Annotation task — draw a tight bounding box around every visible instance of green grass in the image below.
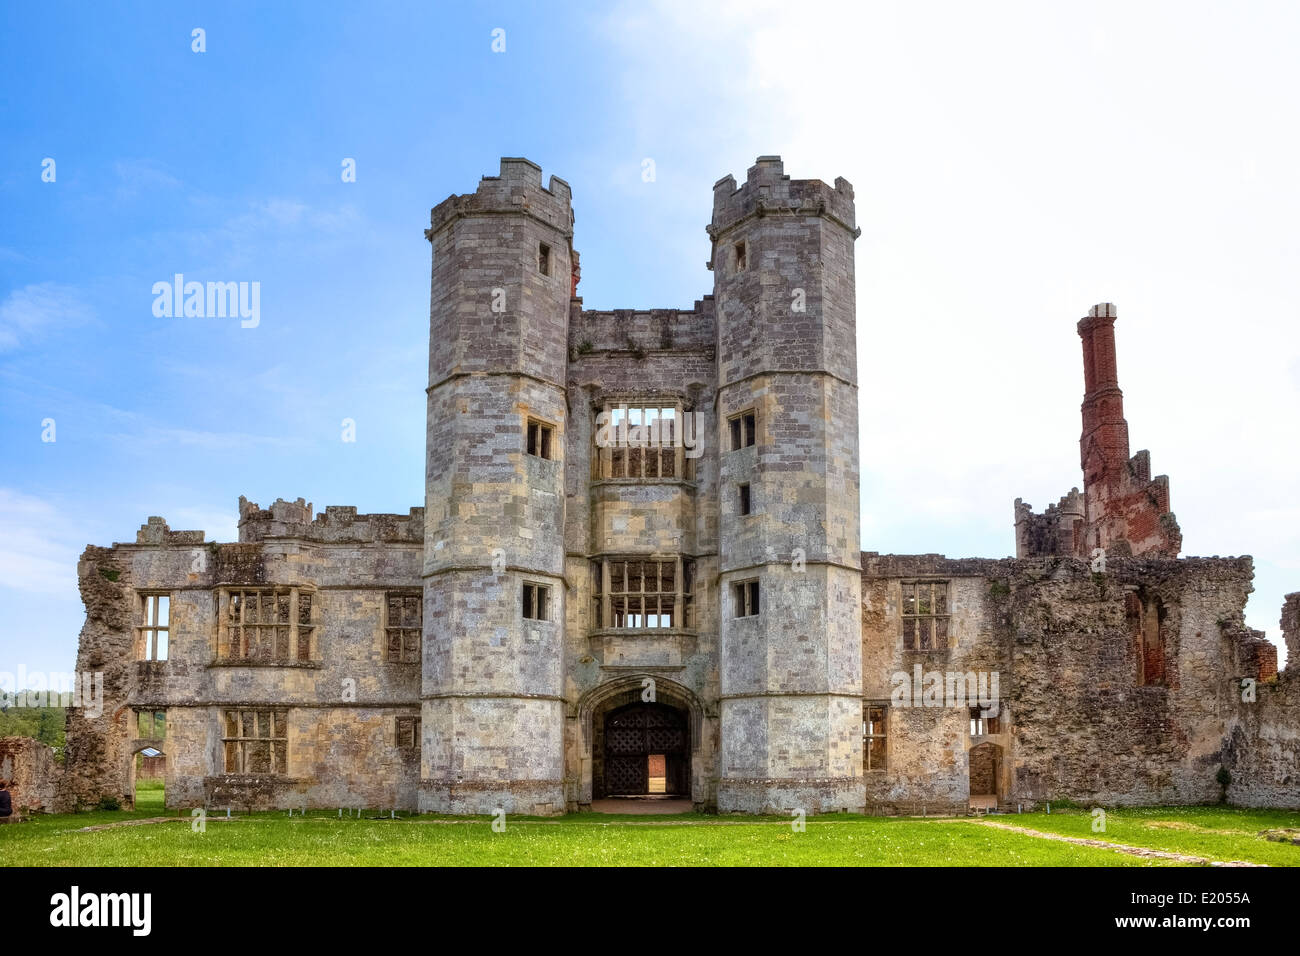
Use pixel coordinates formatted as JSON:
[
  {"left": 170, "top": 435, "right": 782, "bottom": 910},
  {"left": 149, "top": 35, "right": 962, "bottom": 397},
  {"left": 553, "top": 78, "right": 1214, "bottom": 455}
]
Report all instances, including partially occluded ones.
[
  {"left": 132, "top": 779, "right": 165, "bottom": 814},
  {"left": 1004, "top": 806, "right": 1300, "bottom": 868},
  {"left": 2, "top": 803, "right": 1296, "bottom": 866}
]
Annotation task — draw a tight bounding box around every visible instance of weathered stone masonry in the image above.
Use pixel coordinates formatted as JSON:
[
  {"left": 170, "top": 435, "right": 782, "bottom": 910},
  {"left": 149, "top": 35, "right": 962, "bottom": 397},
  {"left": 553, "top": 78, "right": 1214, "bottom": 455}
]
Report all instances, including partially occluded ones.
[{"left": 25, "top": 156, "right": 1296, "bottom": 815}]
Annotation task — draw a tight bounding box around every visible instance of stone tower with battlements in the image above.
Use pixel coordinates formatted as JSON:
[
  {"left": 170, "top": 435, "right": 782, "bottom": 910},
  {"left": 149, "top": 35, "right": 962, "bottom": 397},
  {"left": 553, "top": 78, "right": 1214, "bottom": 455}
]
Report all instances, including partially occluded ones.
[
  {"left": 709, "top": 157, "right": 865, "bottom": 813},
  {"left": 421, "top": 158, "right": 573, "bottom": 814}
]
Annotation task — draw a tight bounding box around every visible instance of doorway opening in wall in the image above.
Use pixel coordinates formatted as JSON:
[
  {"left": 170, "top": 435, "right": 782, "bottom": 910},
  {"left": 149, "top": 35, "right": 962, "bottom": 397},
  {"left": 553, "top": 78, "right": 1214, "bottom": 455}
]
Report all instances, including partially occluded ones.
[
  {"left": 968, "top": 741, "right": 1002, "bottom": 812},
  {"left": 595, "top": 702, "right": 689, "bottom": 810},
  {"left": 132, "top": 749, "right": 165, "bottom": 813}
]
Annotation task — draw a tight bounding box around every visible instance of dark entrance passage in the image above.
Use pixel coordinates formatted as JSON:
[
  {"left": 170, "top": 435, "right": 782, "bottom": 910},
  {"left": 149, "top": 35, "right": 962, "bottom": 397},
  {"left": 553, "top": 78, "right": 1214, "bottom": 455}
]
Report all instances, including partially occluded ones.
[{"left": 601, "top": 703, "right": 688, "bottom": 797}]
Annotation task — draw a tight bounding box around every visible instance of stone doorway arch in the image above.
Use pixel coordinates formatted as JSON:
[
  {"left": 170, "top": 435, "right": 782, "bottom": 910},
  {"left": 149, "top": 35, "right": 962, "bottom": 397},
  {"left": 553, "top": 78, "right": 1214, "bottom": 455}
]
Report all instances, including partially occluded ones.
[{"left": 575, "top": 674, "right": 706, "bottom": 809}]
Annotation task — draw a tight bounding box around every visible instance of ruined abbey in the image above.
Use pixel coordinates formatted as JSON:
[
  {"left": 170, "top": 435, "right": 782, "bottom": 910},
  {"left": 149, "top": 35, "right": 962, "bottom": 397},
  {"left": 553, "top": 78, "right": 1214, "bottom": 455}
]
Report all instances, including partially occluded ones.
[{"left": 14, "top": 156, "right": 1297, "bottom": 816}]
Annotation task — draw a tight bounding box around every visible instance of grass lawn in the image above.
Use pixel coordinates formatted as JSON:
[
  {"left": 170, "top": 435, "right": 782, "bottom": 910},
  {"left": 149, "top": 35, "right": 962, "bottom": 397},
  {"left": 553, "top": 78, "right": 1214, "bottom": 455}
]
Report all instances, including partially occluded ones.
[
  {"left": 3, "top": 802, "right": 1298, "bottom": 866},
  {"left": 999, "top": 805, "right": 1300, "bottom": 867}
]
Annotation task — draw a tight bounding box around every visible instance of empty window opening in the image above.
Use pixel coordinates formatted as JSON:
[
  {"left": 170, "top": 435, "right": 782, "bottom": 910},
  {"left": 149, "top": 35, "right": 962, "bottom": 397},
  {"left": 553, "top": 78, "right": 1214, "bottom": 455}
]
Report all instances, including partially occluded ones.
[
  {"left": 729, "top": 411, "right": 756, "bottom": 450},
  {"left": 901, "top": 580, "right": 950, "bottom": 651},
  {"left": 136, "top": 709, "right": 166, "bottom": 739},
  {"left": 385, "top": 592, "right": 421, "bottom": 663},
  {"left": 526, "top": 419, "right": 554, "bottom": 459},
  {"left": 395, "top": 715, "right": 420, "bottom": 753},
  {"left": 734, "top": 240, "right": 747, "bottom": 272},
  {"left": 970, "top": 707, "right": 1000, "bottom": 736},
  {"left": 523, "top": 582, "right": 551, "bottom": 621},
  {"left": 222, "top": 709, "right": 288, "bottom": 774},
  {"left": 138, "top": 594, "right": 170, "bottom": 661},
  {"left": 738, "top": 483, "right": 752, "bottom": 516},
  {"left": 864, "top": 704, "right": 887, "bottom": 771},
  {"left": 595, "top": 403, "right": 687, "bottom": 479},
  {"left": 1129, "top": 592, "right": 1168, "bottom": 686},
  {"left": 538, "top": 242, "right": 551, "bottom": 276},
  {"left": 593, "top": 558, "right": 694, "bottom": 629},
  {"left": 733, "top": 579, "right": 760, "bottom": 618},
  {"left": 221, "top": 588, "right": 313, "bottom": 663}
]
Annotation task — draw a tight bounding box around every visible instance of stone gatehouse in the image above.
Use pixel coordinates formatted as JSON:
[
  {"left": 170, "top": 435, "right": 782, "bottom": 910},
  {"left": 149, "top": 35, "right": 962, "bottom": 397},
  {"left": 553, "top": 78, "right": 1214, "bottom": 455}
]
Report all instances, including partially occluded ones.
[{"left": 34, "top": 157, "right": 1298, "bottom": 816}]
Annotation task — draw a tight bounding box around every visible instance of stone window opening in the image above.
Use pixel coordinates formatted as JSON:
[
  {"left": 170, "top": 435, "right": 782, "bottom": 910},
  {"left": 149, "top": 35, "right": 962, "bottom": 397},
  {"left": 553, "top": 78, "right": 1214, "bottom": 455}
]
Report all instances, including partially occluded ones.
[
  {"left": 738, "top": 482, "right": 752, "bottom": 516},
  {"left": 136, "top": 709, "right": 166, "bottom": 739},
  {"left": 385, "top": 592, "right": 421, "bottom": 663},
  {"left": 526, "top": 418, "right": 554, "bottom": 459},
  {"left": 734, "top": 240, "right": 747, "bottom": 272},
  {"left": 137, "top": 593, "right": 170, "bottom": 661},
  {"left": 222, "top": 709, "right": 288, "bottom": 775},
  {"left": 732, "top": 578, "right": 760, "bottom": 618},
  {"left": 863, "top": 703, "right": 887, "bottom": 771},
  {"left": 395, "top": 715, "right": 420, "bottom": 752},
  {"left": 522, "top": 582, "right": 551, "bottom": 621},
  {"left": 593, "top": 557, "right": 695, "bottom": 629},
  {"left": 729, "top": 410, "right": 756, "bottom": 451},
  {"left": 218, "top": 587, "right": 314, "bottom": 663},
  {"left": 538, "top": 242, "right": 551, "bottom": 276},
  {"left": 901, "top": 580, "right": 949, "bottom": 651},
  {"left": 594, "top": 402, "right": 689, "bottom": 480},
  {"left": 1128, "top": 591, "right": 1169, "bottom": 686},
  {"left": 970, "top": 706, "right": 1000, "bottom": 736}
]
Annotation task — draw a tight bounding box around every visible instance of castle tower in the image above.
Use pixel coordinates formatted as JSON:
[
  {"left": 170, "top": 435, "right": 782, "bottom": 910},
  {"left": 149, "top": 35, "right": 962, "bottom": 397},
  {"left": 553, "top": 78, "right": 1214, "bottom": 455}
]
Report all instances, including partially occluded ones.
[
  {"left": 1077, "top": 303, "right": 1181, "bottom": 557},
  {"left": 709, "top": 157, "right": 865, "bottom": 813},
  {"left": 421, "top": 158, "right": 572, "bottom": 815}
]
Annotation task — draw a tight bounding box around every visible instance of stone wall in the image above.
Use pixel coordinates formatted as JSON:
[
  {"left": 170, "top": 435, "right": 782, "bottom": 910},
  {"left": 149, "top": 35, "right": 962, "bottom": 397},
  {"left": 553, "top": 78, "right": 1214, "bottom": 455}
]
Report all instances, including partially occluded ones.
[
  {"left": 0, "top": 736, "right": 60, "bottom": 813},
  {"left": 861, "top": 552, "right": 1297, "bottom": 812}
]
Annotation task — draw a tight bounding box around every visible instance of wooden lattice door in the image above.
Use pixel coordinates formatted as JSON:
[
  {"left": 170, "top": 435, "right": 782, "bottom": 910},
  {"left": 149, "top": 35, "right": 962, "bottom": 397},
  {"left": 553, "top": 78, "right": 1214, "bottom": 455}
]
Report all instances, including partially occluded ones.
[{"left": 604, "top": 703, "right": 688, "bottom": 795}]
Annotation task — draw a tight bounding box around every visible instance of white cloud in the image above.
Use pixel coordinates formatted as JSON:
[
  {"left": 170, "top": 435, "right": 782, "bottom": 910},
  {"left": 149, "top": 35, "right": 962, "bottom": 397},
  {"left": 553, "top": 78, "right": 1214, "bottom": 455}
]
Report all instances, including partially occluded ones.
[
  {"left": 0, "top": 283, "right": 93, "bottom": 352},
  {"left": 0, "top": 488, "right": 89, "bottom": 596}
]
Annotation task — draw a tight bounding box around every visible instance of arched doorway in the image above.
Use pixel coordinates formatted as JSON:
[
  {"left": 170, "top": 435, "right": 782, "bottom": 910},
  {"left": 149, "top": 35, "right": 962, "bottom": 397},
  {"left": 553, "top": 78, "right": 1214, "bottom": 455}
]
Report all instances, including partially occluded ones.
[
  {"left": 969, "top": 741, "right": 1002, "bottom": 811},
  {"left": 599, "top": 702, "right": 689, "bottom": 797}
]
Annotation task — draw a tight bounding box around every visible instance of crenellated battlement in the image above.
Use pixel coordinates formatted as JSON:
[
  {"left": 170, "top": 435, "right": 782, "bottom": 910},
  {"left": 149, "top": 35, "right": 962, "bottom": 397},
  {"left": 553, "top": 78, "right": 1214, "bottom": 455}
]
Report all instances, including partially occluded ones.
[
  {"left": 237, "top": 496, "right": 423, "bottom": 544},
  {"left": 427, "top": 157, "right": 573, "bottom": 240},
  {"left": 708, "top": 155, "right": 857, "bottom": 243}
]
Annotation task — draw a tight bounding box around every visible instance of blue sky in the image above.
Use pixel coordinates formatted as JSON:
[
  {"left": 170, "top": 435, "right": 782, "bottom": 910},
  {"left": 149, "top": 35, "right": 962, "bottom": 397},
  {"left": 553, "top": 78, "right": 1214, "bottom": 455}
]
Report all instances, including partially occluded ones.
[{"left": 2, "top": 1, "right": 1297, "bottom": 677}]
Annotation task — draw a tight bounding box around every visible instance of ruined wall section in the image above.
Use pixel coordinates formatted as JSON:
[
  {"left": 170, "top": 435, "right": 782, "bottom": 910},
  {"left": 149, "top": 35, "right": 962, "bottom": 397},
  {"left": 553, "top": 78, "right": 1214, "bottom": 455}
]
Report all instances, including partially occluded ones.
[
  {"left": 861, "top": 554, "right": 1015, "bottom": 814},
  {"left": 1010, "top": 556, "right": 1249, "bottom": 806},
  {"left": 1224, "top": 592, "right": 1300, "bottom": 807},
  {"left": 66, "top": 503, "right": 424, "bottom": 813},
  {"left": 860, "top": 552, "right": 1291, "bottom": 811},
  {"left": 0, "top": 737, "right": 60, "bottom": 812},
  {"left": 62, "top": 545, "right": 134, "bottom": 810}
]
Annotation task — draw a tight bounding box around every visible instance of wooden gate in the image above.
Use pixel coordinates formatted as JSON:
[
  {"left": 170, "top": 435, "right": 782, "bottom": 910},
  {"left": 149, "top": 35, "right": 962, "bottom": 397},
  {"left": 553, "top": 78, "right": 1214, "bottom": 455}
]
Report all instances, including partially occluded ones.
[{"left": 603, "top": 703, "right": 689, "bottom": 796}]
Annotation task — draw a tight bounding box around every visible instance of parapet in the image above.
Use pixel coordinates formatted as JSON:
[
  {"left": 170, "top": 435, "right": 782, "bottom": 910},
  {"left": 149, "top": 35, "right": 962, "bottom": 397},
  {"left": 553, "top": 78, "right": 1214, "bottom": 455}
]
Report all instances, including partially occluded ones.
[
  {"left": 129, "top": 516, "right": 206, "bottom": 547},
  {"left": 428, "top": 156, "right": 573, "bottom": 240},
  {"left": 708, "top": 155, "right": 857, "bottom": 240},
  {"left": 237, "top": 496, "right": 424, "bottom": 544},
  {"left": 569, "top": 299, "right": 716, "bottom": 354}
]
